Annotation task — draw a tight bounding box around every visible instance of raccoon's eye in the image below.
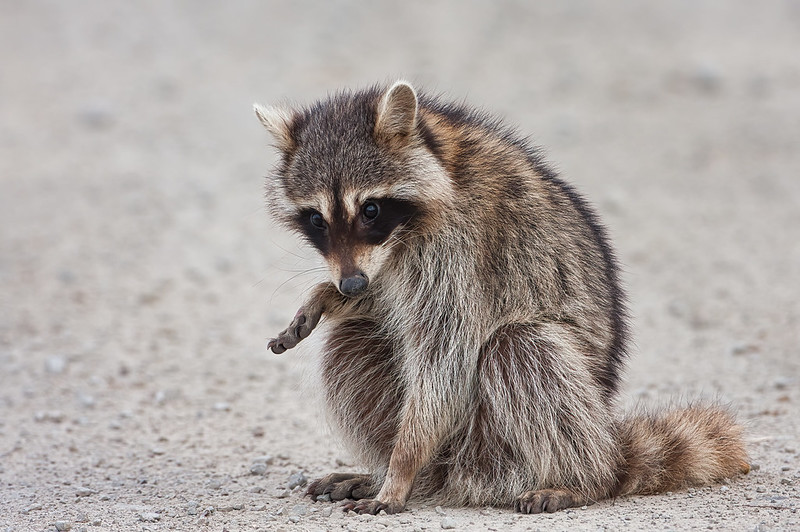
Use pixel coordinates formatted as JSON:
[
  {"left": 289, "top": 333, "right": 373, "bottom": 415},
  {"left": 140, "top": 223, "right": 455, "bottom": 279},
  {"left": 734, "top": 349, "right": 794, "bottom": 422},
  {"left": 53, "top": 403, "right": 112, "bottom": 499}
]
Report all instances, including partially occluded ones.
[
  {"left": 362, "top": 202, "right": 380, "bottom": 221},
  {"left": 309, "top": 211, "right": 326, "bottom": 229}
]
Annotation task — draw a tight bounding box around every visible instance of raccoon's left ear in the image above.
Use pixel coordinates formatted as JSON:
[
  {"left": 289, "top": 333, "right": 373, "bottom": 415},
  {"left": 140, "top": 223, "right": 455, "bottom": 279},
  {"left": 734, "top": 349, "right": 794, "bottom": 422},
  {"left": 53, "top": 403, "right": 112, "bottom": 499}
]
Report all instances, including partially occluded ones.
[
  {"left": 375, "top": 80, "right": 418, "bottom": 144},
  {"left": 253, "top": 103, "right": 296, "bottom": 152}
]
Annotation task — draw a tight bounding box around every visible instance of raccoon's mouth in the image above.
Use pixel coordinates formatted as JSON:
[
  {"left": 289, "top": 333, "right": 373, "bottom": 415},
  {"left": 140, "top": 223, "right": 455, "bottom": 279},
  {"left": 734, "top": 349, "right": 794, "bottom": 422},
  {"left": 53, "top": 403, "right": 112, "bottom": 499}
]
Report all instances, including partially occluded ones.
[{"left": 338, "top": 272, "right": 369, "bottom": 298}]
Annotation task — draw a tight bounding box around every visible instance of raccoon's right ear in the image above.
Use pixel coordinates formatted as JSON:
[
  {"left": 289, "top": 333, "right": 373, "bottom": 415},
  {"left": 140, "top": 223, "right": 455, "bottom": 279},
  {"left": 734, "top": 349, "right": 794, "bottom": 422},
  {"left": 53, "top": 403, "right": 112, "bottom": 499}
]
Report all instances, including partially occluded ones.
[
  {"left": 253, "top": 103, "right": 296, "bottom": 152},
  {"left": 375, "top": 80, "right": 418, "bottom": 144}
]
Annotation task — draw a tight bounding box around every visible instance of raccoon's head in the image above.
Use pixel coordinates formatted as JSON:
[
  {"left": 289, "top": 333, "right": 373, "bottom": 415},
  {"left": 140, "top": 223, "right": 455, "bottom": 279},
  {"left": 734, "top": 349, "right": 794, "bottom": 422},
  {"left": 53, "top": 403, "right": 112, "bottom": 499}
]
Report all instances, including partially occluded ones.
[{"left": 254, "top": 81, "right": 452, "bottom": 297}]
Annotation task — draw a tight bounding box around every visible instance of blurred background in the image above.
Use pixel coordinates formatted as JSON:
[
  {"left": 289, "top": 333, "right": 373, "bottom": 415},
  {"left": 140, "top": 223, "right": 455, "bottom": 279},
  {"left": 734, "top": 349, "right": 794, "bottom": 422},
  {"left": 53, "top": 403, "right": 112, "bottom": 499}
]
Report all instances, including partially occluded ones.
[{"left": 1, "top": 1, "right": 798, "bottom": 530}]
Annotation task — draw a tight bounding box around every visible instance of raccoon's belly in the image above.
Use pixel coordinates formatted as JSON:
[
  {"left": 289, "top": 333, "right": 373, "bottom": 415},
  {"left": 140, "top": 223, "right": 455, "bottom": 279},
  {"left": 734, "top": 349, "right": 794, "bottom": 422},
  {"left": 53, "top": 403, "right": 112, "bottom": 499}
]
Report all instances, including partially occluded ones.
[{"left": 320, "top": 318, "right": 404, "bottom": 468}]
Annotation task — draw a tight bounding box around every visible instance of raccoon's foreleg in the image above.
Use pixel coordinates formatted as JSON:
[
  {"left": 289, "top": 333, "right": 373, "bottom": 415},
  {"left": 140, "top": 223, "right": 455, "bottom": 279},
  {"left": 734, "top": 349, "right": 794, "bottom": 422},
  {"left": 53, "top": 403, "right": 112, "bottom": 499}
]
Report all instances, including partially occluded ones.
[
  {"left": 345, "top": 338, "right": 478, "bottom": 514},
  {"left": 306, "top": 473, "right": 377, "bottom": 501},
  {"left": 268, "top": 282, "right": 345, "bottom": 354}
]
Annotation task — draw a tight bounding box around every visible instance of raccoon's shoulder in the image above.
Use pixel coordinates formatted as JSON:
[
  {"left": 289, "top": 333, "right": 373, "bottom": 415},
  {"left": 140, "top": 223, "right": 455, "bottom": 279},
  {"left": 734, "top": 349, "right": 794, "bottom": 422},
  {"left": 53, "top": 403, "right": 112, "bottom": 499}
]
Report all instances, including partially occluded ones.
[{"left": 414, "top": 93, "right": 556, "bottom": 196}]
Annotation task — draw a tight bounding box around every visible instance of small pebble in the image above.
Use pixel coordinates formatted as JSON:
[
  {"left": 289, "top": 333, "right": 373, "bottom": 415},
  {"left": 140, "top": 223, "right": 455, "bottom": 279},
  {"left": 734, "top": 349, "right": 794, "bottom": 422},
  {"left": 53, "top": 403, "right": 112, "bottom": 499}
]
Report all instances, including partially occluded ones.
[
  {"left": 287, "top": 471, "right": 308, "bottom": 489},
  {"left": 781, "top": 466, "right": 791, "bottom": 472},
  {"left": 290, "top": 504, "right": 307, "bottom": 516},
  {"left": 54, "top": 521, "right": 72, "bottom": 531},
  {"left": 250, "top": 463, "right": 267, "bottom": 476},
  {"left": 46, "top": 355, "right": 68, "bottom": 374},
  {"left": 773, "top": 377, "right": 793, "bottom": 390},
  {"left": 321, "top": 507, "right": 333, "bottom": 518},
  {"left": 780, "top": 478, "right": 793, "bottom": 485},
  {"left": 213, "top": 402, "right": 231, "bottom": 412},
  {"left": 75, "top": 513, "right": 88, "bottom": 523},
  {"left": 275, "top": 489, "right": 291, "bottom": 498},
  {"left": 720, "top": 485, "right": 729, "bottom": 492},
  {"left": 77, "top": 101, "right": 114, "bottom": 129},
  {"left": 77, "top": 393, "right": 95, "bottom": 408},
  {"left": 441, "top": 516, "right": 457, "bottom": 529},
  {"left": 34, "top": 411, "right": 65, "bottom": 423},
  {"left": 21, "top": 504, "right": 42, "bottom": 514},
  {"left": 288, "top": 515, "right": 301, "bottom": 523},
  {"left": 75, "top": 487, "right": 96, "bottom": 497},
  {"left": 316, "top": 493, "right": 331, "bottom": 502},
  {"left": 688, "top": 63, "right": 723, "bottom": 94},
  {"left": 138, "top": 512, "right": 160, "bottom": 523},
  {"left": 756, "top": 486, "right": 766, "bottom": 493},
  {"left": 252, "top": 455, "right": 274, "bottom": 465},
  {"left": 435, "top": 506, "right": 446, "bottom": 515}
]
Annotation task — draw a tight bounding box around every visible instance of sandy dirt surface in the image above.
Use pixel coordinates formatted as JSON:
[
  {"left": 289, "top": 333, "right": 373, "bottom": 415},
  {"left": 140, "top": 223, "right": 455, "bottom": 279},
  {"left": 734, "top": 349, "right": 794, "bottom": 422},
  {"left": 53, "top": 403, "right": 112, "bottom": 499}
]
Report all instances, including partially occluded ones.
[{"left": 1, "top": 1, "right": 799, "bottom": 531}]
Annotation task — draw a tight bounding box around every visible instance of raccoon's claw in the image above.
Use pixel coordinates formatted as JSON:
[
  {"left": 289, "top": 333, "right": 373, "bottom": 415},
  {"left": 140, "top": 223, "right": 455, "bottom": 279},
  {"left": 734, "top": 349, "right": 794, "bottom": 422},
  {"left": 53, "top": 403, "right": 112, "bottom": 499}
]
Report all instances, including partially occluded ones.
[
  {"left": 306, "top": 473, "right": 375, "bottom": 501},
  {"left": 342, "top": 498, "right": 404, "bottom": 515},
  {"left": 514, "top": 488, "right": 583, "bottom": 514},
  {"left": 268, "top": 307, "right": 322, "bottom": 354}
]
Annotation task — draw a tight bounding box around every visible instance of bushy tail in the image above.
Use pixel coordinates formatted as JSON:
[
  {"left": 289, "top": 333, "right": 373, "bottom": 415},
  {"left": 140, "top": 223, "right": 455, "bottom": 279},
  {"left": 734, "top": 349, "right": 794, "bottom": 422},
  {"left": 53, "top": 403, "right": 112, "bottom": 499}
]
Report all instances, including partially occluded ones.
[{"left": 614, "top": 405, "right": 750, "bottom": 497}]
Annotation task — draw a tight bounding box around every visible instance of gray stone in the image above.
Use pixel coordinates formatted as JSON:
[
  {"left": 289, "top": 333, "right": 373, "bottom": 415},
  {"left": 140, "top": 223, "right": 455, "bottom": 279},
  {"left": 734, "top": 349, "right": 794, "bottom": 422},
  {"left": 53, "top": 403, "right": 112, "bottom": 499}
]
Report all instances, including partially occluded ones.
[
  {"left": 46, "top": 356, "right": 68, "bottom": 374},
  {"left": 75, "top": 486, "right": 97, "bottom": 497},
  {"left": 287, "top": 471, "right": 308, "bottom": 489},
  {"left": 290, "top": 504, "right": 307, "bottom": 516},
  {"left": 138, "top": 512, "right": 160, "bottom": 522},
  {"left": 250, "top": 462, "right": 267, "bottom": 475}
]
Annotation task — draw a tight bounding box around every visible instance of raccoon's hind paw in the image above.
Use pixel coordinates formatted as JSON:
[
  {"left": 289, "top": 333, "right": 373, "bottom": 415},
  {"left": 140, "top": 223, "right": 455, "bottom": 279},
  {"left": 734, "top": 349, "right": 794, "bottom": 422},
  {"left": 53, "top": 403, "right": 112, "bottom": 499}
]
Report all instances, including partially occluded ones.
[
  {"left": 342, "top": 498, "right": 404, "bottom": 515},
  {"left": 514, "top": 488, "right": 586, "bottom": 514},
  {"left": 306, "top": 472, "right": 375, "bottom": 501},
  {"left": 268, "top": 307, "right": 322, "bottom": 354}
]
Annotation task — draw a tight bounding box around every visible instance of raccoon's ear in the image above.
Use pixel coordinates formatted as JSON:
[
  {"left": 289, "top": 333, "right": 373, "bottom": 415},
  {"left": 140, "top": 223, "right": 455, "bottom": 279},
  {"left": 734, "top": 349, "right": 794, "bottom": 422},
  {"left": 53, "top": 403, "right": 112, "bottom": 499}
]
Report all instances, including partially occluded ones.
[
  {"left": 253, "top": 103, "right": 296, "bottom": 152},
  {"left": 375, "top": 80, "right": 418, "bottom": 143}
]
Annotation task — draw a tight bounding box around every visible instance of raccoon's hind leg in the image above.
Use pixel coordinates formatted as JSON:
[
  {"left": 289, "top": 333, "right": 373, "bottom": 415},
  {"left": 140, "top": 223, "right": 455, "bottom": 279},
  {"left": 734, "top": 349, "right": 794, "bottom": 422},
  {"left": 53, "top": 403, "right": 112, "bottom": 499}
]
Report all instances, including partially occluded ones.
[
  {"left": 448, "top": 322, "right": 619, "bottom": 512},
  {"left": 306, "top": 473, "right": 377, "bottom": 501}
]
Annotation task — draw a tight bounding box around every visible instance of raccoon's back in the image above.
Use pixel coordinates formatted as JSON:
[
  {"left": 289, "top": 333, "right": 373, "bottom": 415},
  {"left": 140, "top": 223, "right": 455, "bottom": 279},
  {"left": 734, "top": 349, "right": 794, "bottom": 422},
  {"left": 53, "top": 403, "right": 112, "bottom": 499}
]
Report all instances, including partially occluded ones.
[{"left": 415, "top": 99, "right": 629, "bottom": 394}]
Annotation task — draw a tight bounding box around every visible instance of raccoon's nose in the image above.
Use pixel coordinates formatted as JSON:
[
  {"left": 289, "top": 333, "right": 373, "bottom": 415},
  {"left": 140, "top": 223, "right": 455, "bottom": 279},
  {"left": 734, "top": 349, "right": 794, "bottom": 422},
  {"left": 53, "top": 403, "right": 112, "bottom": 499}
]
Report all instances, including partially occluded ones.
[{"left": 339, "top": 272, "right": 369, "bottom": 297}]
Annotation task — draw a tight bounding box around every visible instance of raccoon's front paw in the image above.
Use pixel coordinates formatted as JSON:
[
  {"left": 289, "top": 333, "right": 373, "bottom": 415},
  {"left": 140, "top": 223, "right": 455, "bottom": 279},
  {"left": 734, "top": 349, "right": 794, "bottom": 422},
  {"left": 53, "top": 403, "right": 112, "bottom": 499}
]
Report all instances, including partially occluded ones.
[
  {"left": 306, "top": 473, "right": 375, "bottom": 501},
  {"left": 514, "top": 488, "right": 584, "bottom": 514},
  {"left": 343, "top": 498, "right": 404, "bottom": 515},
  {"left": 268, "top": 307, "right": 322, "bottom": 354}
]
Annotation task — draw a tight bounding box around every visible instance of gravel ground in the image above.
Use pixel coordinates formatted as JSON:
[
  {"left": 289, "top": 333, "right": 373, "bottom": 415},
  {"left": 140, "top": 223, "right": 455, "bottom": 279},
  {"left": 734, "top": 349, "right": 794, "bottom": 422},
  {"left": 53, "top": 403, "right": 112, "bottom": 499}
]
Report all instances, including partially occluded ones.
[{"left": 1, "top": 1, "right": 799, "bottom": 531}]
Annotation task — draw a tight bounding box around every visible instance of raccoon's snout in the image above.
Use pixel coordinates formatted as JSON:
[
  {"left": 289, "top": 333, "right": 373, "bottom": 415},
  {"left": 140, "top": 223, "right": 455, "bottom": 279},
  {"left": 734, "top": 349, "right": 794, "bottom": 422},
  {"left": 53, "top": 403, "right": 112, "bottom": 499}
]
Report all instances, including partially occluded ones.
[{"left": 339, "top": 272, "right": 369, "bottom": 297}]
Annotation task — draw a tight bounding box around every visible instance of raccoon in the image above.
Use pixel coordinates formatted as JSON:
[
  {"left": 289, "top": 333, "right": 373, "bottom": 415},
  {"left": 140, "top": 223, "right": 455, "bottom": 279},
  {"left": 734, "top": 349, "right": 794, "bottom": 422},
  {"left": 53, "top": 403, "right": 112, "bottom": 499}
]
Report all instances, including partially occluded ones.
[{"left": 254, "top": 81, "right": 749, "bottom": 514}]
